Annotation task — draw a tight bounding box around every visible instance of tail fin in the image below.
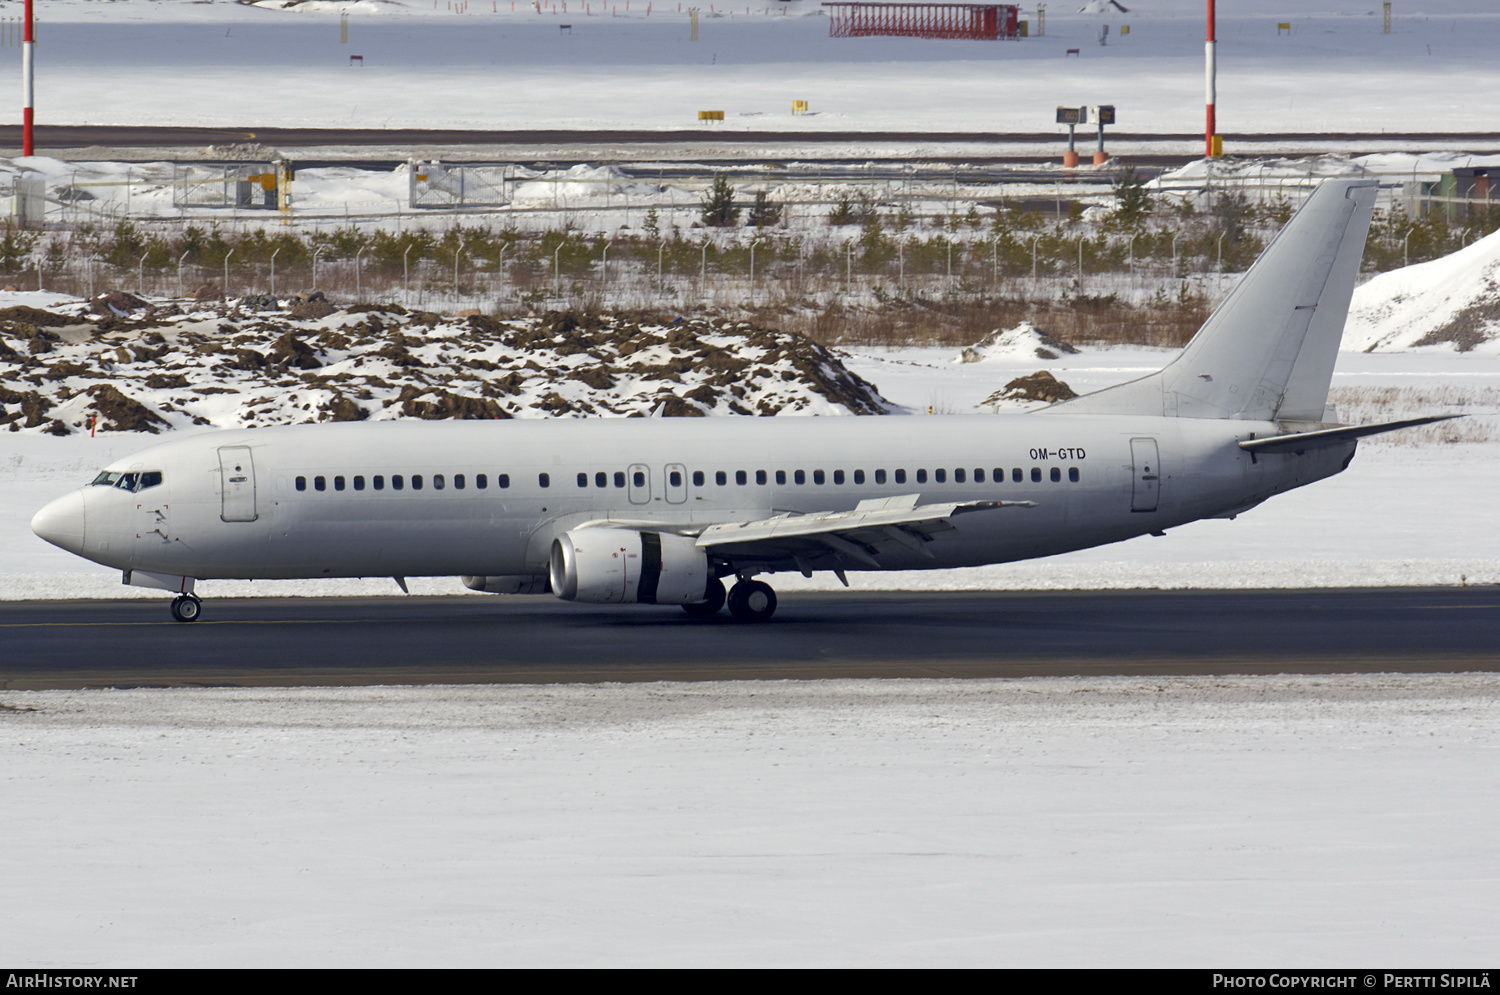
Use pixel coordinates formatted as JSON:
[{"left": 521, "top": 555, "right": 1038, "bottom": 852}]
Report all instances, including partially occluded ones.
[{"left": 1056, "top": 177, "right": 1379, "bottom": 422}]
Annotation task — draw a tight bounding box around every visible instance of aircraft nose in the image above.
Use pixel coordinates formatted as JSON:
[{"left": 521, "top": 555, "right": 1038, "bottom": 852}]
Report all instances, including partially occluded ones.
[{"left": 31, "top": 489, "right": 87, "bottom": 555}]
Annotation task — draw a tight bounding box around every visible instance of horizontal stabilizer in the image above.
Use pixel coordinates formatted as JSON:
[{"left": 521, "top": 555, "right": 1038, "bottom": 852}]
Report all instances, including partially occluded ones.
[{"left": 1238, "top": 415, "right": 1463, "bottom": 454}]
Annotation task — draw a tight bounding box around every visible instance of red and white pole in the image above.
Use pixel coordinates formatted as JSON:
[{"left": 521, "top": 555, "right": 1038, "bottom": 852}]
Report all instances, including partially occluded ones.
[
  {"left": 22, "top": 0, "right": 34, "bottom": 156},
  {"left": 1205, "top": 0, "right": 1216, "bottom": 158}
]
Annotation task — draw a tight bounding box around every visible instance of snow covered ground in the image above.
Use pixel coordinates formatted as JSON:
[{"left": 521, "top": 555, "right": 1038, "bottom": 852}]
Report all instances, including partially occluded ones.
[
  {"left": 5, "top": 675, "right": 1499, "bottom": 967},
  {"left": 1, "top": 0, "right": 1496, "bottom": 140}
]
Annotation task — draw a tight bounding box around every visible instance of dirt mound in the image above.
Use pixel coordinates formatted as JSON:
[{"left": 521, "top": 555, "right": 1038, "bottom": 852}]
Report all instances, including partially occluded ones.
[
  {"left": 981, "top": 370, "right": 1079, "bottom": 406},
  {"left": 0, "top": 306, "right": 72, "bottom": 327},
  {"left": 86, "top": 384, "right": 171, "bottom": 434}
]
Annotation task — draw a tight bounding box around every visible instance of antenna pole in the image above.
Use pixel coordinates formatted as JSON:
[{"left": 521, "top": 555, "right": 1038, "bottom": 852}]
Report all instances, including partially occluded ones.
[
  {"left": 22, "top": 0, "right": 34, "bottom": 156},
  {"left": 1205, "top": 0, "right": 1217, "bottom": 158}
]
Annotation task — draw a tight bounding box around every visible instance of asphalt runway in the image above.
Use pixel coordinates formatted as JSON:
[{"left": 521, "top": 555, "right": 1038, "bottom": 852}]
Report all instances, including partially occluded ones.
[{"left": 2, "top": 587, "right": 1497, "bottom": 689}]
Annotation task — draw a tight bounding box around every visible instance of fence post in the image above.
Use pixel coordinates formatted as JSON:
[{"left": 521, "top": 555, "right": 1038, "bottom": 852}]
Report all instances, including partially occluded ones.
[
  {"left": 313, "top": 247, "right": 325, "bottom": 291},
  {"left": 271, "top": 246, "right": 281, "bottom": 298},
  {"left": 224, "top": 247, "right": 234, "bottom": 298},
  {"left": 403, "top": 244, "right": 413, "bottom": 303},
  {"left": 178, "top": 249, "right": 189, "bottom": 297},
  {"left": 356, "top": 247, "right": 365, "bottom": 298}
]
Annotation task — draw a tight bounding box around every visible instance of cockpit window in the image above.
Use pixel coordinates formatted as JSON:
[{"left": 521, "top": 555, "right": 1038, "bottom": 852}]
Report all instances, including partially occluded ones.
[{"left": 90, "top": 470, "right": 163, "bottom": 492}]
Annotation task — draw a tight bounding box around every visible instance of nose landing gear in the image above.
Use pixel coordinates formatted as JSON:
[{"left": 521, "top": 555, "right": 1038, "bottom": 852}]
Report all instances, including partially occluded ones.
[{"left": 170, "top": 594, "right": 203, "bottom": 623}]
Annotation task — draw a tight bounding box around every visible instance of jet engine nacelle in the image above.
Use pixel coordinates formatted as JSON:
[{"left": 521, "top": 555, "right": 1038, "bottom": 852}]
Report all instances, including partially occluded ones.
[{"left": 549, "top": 528, "right": 709, "bottom": 605}]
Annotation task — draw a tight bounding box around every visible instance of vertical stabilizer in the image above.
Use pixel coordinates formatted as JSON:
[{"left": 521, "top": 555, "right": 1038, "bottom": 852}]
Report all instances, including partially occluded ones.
[{"left": 1055, "top": 178, "right": 1379, "bottom": 421}]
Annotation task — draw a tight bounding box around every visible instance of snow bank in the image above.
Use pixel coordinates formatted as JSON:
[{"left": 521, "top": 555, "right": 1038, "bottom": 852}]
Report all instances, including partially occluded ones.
[{"left": 1347, "top": 228, "right": 1500, "bottom": 354}]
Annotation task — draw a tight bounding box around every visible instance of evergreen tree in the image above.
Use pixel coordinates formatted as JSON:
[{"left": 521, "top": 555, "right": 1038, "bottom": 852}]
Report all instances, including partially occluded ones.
[
  {"left": 700, "top": 174, "right": 740, "bottom": 228},
  {"left": 1113, "top": 164, "right": 1152, "bottom": 225},
  {"left": 747, "top": 190, "right": 781, "bottom": 228}
]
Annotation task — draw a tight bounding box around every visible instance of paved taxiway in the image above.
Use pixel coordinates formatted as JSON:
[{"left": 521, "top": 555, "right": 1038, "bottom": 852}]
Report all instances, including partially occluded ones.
[{"left": 2, "top": 588, "right": 1497, "bottom": 689}]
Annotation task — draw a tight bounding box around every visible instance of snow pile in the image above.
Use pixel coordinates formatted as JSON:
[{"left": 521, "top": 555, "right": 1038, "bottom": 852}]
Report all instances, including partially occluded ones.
[
  {"left": 1346, "top": 228, "right": 1500, "bottom": 354},
  {"left": 955, "top": 322, "right": 1080, "bottom": 364},
  {"left": 0, "top": 299, "right": 891, "bottom": 436},
  {"left": 510, "top": 164, "right": 663, "bottom": 206}
]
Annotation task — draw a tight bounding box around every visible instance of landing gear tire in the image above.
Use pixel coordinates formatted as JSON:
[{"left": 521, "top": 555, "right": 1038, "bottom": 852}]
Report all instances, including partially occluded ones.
[
  {"left": 682, "top": 577, "right": 727, "bottom": 617},
  {"left": 170, "top": 595, "right": 202, "bottom": 623},
  {"left": 726, "top": 579, "right": 777, "bottom": 623}
]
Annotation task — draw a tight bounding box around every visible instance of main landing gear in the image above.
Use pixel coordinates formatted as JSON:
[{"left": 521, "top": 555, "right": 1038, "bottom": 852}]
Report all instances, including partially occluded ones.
[
  {"left": 682, "top": 576, "right": 778, "bottom": 622},
  {"left": 170, "top": 594, "right": 202, "bottom": 623}
]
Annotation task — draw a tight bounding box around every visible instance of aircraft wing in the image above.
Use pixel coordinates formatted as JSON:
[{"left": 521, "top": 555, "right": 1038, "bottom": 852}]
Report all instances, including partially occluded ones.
[
  {"left": 696, "top": 494, "right": 1036, "bottom": 571},
  {"left": 569, "top": 495, "right": 1035, "bottom": 574}
]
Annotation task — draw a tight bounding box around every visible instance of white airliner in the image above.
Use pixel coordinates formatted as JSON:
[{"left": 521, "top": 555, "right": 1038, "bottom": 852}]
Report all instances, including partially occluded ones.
[{"left": 31, "top": 178, "right": 1450, "bottom": 623}]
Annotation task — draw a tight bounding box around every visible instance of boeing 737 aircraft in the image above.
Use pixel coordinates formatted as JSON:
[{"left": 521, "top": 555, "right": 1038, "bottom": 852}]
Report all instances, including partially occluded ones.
[{"left": 31, "top": 178, "right": 1450, "bottom": 622}]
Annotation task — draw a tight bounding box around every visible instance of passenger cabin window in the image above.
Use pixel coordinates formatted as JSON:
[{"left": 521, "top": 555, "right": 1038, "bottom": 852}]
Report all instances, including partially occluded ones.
[
  {"left": 455, "top": 474, "right": 465, "bottom": 490},
  {"left": 894, "top": 469, "right": 906, "bottom": 484},
  {"left": 412, "top": 475, "right": 424, "bottom": 491},
  {"left": 1051, "top": 467, "right": 1062, "bottom": 482},
  {"left": 577, "top": 472, "right": 588, "bottom": 488},
  {"left": 538, "top": 473, "right": 550, "bottom": 488},
  {"left": 1031, "top": 468, "right": 1042, "bottom": 483},
  {"left": 834, "top": 470, "right": 845, "bottom": 485},
  {"left": 794, "top": 470, "right": 806, "bottom": 485},
  {"left": 974, "top": 468, "right": 984, "bottom": 483},
  {"left": 775, "top": 470, "right": 787, "bottom": 485},
  {"left": 498, "top": 474, "right": 510, "bottom": 489},
  {"left": 692, "top": 471, "right": 705, "bottom": 487},
  {"left": 296, "top": 476, "right": 307, "bottom": 491},
  {"left": 935, "top": 469, "right": 946, "bottom": 483},
  {"left": 757, "top": 470, "right": 768, "bottom": 485},
  {"left": 812, "top": 470, "right": 824, "bottom": 485},
  {"left": 954, "top": 468, "right": 965, "bottom": 483},
  {"left": 393, "top": 475, "right": 404, "bottom": 491},
  {"left": 334, "top": 476, "right": 345, "bottom": 491},
  {"left": 632, "top": 471, "right": 644, "bottom": 488},
  {"left": 875, "top": 469, "right": 886, "bottom": 484},
  {"left": 314, "top": 476, "right": 326, "bottom": 492},
  {"left": 854, "top": 470, "right": 865, "bottom": 485},
  {"left": 354, "top": 475, "right": 366, "bottom": 491},
  {"left": 716, "top": 471, "right": 727, "bottom": 486},
  {"left": 374, "top": 475, "right": 385, "bottom": 491},
  {"left": 476, "top": 474, "right": 487, "bottom": 489},
  {"left": 915, "top": 469, "right": 927, "bottom": 484},
  {"left": 1012, "top": 468, "right": 1023, "bottom": 483},
  {"left": 433, "top": 474, "right": 444, "bottom": 490},
  {"left": 669, "top": 470, "right": 682, "bottom": 488},
  {"left": 736, "top": 470, "right": 748, "bottom": 486},
  {"left": 614, "top": 472, "right": 625, "bottom": 488},
  {"left": 595, "top": 472, "right": 607, "bottom": 488},
  {"left": 1069, "top": 467, "right": 1080, "bottom": 483}
]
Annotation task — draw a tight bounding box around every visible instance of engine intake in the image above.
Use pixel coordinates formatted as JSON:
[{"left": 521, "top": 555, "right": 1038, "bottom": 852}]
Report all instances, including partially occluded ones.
[{"left": 550, "top": 528, "right": 710, "bottom": 605}]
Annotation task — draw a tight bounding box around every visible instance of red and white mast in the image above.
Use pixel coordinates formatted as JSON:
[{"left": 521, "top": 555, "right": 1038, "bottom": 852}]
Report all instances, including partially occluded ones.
[
  {"left": 1205, "top": 0, "right": 1217, "bottom": 158},
  {"left": 22, "top": 0, "right": 34, "bottom": 156}
]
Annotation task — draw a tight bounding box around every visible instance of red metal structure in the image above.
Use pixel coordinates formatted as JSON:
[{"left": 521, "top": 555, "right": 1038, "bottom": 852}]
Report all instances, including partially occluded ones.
[{"left": 822, "top": 3, "right": 1021, "bottom": 41}]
